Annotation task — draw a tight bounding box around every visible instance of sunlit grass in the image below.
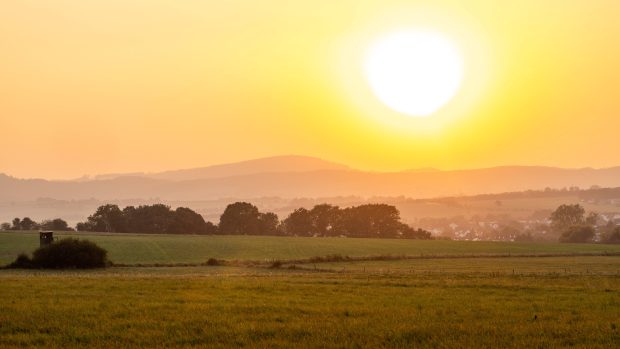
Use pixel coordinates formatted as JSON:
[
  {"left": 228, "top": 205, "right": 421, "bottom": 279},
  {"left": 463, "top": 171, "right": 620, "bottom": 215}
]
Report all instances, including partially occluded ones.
[{"left": 1, "top": 266, "right": 619, "bottom": 348}]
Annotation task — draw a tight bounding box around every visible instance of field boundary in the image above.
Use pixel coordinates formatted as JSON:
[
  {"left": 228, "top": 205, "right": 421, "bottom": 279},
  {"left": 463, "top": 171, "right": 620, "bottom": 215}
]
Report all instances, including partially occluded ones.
[{"left": 109, "top": 251, "right": 620, "bottom": 269}]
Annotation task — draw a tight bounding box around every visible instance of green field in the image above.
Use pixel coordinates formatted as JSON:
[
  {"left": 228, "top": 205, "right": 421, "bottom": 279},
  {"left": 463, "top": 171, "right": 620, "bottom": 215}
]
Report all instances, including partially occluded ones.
[
  {"left": 2, "top": 231, "right": 620, "bottom": 266},
  {"left": 1, "top": 232, "right": 619, "bottom": 348}
]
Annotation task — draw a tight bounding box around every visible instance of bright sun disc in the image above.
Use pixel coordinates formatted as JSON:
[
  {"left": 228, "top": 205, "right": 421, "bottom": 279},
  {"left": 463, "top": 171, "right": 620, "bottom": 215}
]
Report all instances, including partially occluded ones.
[{"left": 365, "top": 30, "right": 464, "bottom": 117}]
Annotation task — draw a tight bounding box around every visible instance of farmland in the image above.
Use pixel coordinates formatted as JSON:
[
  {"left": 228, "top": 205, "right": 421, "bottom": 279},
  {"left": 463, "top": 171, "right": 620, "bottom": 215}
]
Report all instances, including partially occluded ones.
[
  {"left": 2, "top": 231, "right": 620, "bottom": 266},
  {"left": 1, "top": 232, "right": 619, "bottom": 348},
  {"left": 1, "top": 263, "right": 619, "bottom": 348}
]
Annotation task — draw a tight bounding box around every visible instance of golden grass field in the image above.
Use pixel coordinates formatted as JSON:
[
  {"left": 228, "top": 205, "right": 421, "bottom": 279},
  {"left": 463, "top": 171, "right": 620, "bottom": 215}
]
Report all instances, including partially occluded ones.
[{"left": 1, "top": 232, "right": 619, "bottom": 348}]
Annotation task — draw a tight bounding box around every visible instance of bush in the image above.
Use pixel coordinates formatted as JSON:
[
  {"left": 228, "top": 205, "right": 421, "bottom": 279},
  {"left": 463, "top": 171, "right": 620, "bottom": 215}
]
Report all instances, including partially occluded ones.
[
  {"left": 6, "top": 253, "right": 33, "bottom": 269},
  {"left": 31, "top": 238, "right": 109, "bottom": 269},
  {"left": 559, "top": 225, "right": 595, "bottom": 243},
  {"left": 269, "top": 260, "right": 283, "bottom": 268},
  {"left": 206, "top": 258, "right": 221, "bottom": 266}
]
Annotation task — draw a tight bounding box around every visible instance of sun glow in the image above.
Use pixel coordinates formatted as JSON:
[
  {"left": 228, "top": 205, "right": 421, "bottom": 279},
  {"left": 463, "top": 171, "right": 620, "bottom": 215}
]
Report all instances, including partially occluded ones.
[{"left": 364, "top": 30, "right": 464, "bottom": 117}]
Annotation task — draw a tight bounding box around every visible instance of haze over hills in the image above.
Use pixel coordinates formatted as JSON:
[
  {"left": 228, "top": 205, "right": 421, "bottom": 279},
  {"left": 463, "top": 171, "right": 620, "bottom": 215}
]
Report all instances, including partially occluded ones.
[
  {"left": 91, "top": 155, "right": 350, "bottom": 181},
  {"left": 3, "top": 155, "right": 620, "bottom": 225},
  {"left": 2, "top": 155, "right": 620, "bottom": 203}
]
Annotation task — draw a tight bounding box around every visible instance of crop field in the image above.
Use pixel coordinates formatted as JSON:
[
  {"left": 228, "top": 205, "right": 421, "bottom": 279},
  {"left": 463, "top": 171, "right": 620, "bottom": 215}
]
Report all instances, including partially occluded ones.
[
  {"left": 2, "top": 231, "right": 620, "bottom": 266},
  {"left": 1, "top": 232, "right": 619, "bottom": 348}
]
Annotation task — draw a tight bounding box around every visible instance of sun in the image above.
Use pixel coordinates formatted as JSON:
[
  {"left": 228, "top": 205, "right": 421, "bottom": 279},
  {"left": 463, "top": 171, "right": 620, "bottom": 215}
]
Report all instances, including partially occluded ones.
[{"left": 364, "top": 30, "right": 464, "bottom": 117}]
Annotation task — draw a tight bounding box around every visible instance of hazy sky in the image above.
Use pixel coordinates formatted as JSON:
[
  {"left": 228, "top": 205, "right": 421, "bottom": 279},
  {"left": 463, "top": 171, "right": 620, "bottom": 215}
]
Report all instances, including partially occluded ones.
[{"left": 2, "top": 1, "right": 620, "bottom": 179}]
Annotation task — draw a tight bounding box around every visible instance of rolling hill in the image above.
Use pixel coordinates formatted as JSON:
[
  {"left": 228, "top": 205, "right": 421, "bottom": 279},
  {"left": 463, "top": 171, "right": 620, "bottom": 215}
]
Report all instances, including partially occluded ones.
[{"left": 2, "top": 156, "right": 620, "bottom": 202}]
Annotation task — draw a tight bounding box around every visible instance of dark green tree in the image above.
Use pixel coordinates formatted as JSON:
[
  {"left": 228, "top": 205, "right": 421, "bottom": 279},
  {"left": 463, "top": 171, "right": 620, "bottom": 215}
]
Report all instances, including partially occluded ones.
[
  {"left": 204, "top": 221, "right": 218, "bottom": 235},
  {"left": 11, "top": 218, "right": 21, "bottom": 230},
  {"left": 84, "top": 204, "right": 125, "bottom": 232},
  {"left": 170, "top": 207, "right": 208, "bottom": 234},
  {"left": 282, "top": 208, "right": 314, "bottom": 236},
  {"left": 78, "top": 204, "right": 210, "bottom": 234},
  {"left": 335, "top": 204, "right": 402, "bottom": 238},
  {"left": 40, "top": 218, "right": 71, "bottom": 231},
  {"left": 126, "top": 204, "right": 174, "bottom": 234},
  {"left": 400, "top": 225, "right": 433, "bottom": 239},
  {"left": 309, "top": 204, "right": 340, "bottom": 237},
  {"left": 258, "top": 212, "right": 280, "bottom": 235},
  {"left": 19, "top": 217, "right": 38, "bottom": 231},
  {"left": 218, "top": 202, "right": 261, "bottom": 235}
]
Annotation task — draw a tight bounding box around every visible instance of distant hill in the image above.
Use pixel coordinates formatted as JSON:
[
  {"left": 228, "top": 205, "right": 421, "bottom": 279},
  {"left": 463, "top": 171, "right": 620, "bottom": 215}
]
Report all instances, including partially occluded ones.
[
  {"left": 2, "top": 156, "right": 620, "bottom": 202},
  {"left": 93, "top": 155, "right": 350, "bottom": 181}
]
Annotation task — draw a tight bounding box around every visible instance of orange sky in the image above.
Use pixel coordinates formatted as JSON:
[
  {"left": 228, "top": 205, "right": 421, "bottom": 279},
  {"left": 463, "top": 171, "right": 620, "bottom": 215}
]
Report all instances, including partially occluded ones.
[{"left": 1, "top": 1, "right": 620, "bottom": 179}]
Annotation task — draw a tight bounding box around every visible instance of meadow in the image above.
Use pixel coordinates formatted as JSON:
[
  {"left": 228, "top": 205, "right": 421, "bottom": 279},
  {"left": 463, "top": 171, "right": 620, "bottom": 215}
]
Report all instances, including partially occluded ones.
[
  {"left": 1, "top": 262, "right": 619, "bottom": 348},
  {"left": 1, "top": 232, "right": 619, "bottom": 348},
  {"left": 2, "top": 231, "right": 620, "bottom": 266}
]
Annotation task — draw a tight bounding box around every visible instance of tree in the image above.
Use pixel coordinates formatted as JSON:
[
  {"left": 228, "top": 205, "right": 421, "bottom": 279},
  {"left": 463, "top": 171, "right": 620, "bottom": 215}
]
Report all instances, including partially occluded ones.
[
  {"left": 282, "top": 203, "right": 430, "bottom": 239},
  {"left": 282, "top": 204, "right": 340, "bottom": 237},
  {"left": 204, "top": 221, "right": 218, "bottom": 235},
  {"left": 121, "top": 206, "right": 138, "bottom": 232},
  {"left": 282, "top": 208, "right": 314, "bottom": 236},
  {"left": 559, "top": 225, "right": 595, "bottom": 243},
  {"left": 218, "top": 202, "right": 261, "bottom": 235},
  {"left": 400, "top": 225, "right": 433, "bottom": 239},
  {"left": 40, "top": 218, "right": 71, "bottom": 231},
  {"left": 550, "top": 204, "right": 586, "bottom": 232},
  {"left": 550, "top": 204, "right": 600, "bottom": 243},
  {"left": 170, "top": 207, "right": 208, "bottom": 234},
  {"left": 309, "top": 204, "right": 340, "bottom": 237},
  {"left": 75, "top": 221, "right": 94, "bottom": 232},
  {"left": 77, "top": 204, "right": 211, "bottom": 234},
  {"left": 335, "top": 204, "right": 402, "bottom": 238},
  {"left": 124, "top": 204, "right": 174, "bottom": 234},
  {"left": 585, "top": 212, "right": 598, "bottom": 226},
  {"left": 83, "top": 204, "right": 125, "bottom": 232},
  {"left": 217, "top": 202, "right": 279, "bottom": 236},
  {"left": 11, "top": 218, "right": 21, "bottom": 230},
  {"left": 19, "top": 217, "right": 38, "bottom": 231},
  {"left": 1, "top": 222, "right": 11, "bottom": 231},
  {"left": 258, "top": 212, "right": 280, "bottom": 235}
]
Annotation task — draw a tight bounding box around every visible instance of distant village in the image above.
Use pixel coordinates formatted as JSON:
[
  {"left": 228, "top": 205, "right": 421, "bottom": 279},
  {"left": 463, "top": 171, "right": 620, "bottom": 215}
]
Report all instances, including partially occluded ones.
[
  {"left": 416, "top": 192, "right": 620, "bottom": 242},
  {"left": 417, "top": 210, "right": 620, "bottom": 242}
]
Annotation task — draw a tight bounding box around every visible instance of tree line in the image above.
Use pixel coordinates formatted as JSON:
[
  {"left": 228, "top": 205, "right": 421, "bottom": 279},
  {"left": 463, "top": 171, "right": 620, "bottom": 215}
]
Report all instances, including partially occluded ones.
[
  {"left": 1, "top": 217, "right": 72, "bottom": 232},
  {"left": 73, "top": 204, "right": 217, "bottom": 234},
  {"left": 4, "top": 202, "right": 620, "bottom": 243},
  {"left": 52, "top": 202, "right": 431, "bottom": 239},
  {"left": 280, "top": 203, "right": 431, "bottom": 239}
]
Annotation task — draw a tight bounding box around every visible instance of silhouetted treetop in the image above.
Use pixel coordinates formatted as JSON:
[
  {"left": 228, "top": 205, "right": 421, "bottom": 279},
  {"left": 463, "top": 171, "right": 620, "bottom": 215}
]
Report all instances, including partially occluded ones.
[{"left": 77, "top": 204, "right": 214, "bottom": 234}]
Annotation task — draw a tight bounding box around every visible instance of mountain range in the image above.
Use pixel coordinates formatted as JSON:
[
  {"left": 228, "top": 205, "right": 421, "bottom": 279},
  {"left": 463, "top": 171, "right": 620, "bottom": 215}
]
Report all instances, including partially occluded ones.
[{"left": 2, "top": 155, "right": 620, "bottom": 202}]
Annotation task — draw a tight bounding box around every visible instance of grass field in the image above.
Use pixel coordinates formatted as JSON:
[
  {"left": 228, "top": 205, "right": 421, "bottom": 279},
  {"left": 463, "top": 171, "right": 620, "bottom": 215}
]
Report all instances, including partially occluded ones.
[
  {"left": 2, "top": 231, "right": 620, "bottom": 266},
  {"left": 1, "top": 232, "right": 619, "bottom": 348},
  {"left": 1, "top": 263, "right": 619, "bottom": 348}
]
